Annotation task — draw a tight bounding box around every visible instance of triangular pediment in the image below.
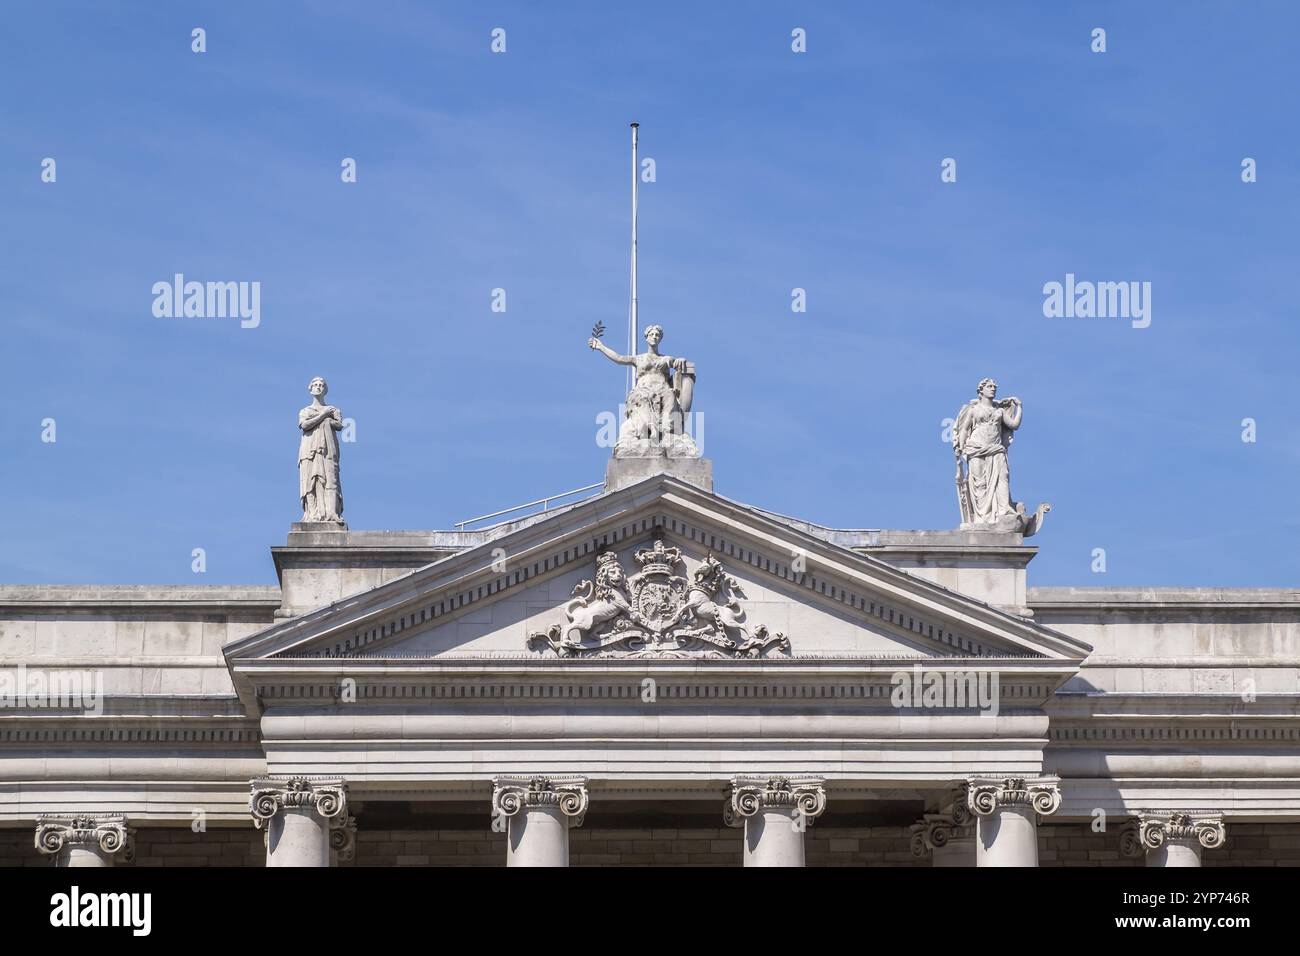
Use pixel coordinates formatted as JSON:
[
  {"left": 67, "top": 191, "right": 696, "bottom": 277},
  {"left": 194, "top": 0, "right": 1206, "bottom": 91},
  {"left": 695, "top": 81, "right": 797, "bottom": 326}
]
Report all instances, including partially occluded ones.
[{"left": 225, "top": 475, "right": 1091, "bottom": 669}]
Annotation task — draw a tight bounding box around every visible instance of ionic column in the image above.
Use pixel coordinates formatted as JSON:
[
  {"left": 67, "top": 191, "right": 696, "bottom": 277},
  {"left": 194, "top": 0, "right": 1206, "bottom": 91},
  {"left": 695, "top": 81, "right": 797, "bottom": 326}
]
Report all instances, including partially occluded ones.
[
  {"left": 910, "top": 797, "right": 976, "bottom": 867},
  {"left": 724, "top": 775, "right": 826, "bottom": 867},
  {"left": 250, "top": 776, "right": 348, "bottom": 867},
  {"left": 966, "top": 776, "right": 1060, "bottom": 867},
  {"left": 1122, "top": 812, "right": 1226, "bottom": 868},
  {"left": 491, "top": 775, "right": 588, "bottom": 867},
  {"left": 35, "top": 814, "right": 132, "bottom": 867}
]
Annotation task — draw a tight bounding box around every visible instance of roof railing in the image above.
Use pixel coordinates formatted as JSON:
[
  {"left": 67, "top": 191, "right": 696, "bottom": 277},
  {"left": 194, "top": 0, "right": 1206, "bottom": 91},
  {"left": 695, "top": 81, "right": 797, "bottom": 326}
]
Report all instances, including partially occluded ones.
[{"left": 454, "top": 482, "right": 604, "bottom": 532}]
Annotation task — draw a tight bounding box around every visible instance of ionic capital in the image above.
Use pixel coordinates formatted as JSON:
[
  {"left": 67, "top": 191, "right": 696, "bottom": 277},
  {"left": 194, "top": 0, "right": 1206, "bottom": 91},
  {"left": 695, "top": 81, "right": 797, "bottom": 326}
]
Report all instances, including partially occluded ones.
[
  {"left": 249, "top": 776, "right": 348, "bottom": 829},
  {"left": 35, "top": 814, "right": 132, "bottom": 859},
  {"left": 329, "top": 814, "right": 358, "bottom": 863},
  {"left": 965, "top": 776, "right": 1061, "bottom": 818},
  {"left": 491, "top": 775, "right": 589, "bottom": 827},
  {"left": 1132, "top": 811, "right": 1226, "bottom": 852},
  {"left": 909, "top": 796, "right": 975, "bottom": 857},
  {"left": 724, "top": 775, "right": 827, "bottom": 828}
]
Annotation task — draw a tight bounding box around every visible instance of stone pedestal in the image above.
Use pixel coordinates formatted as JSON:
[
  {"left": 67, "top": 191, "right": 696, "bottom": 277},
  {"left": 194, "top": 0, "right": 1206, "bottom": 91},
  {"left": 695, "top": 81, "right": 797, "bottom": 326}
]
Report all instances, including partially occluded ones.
[
  {"left": 1124, "top": 812, "right": 1225, "bottom": 868},
  {"left": 491, "top": 776, "right": 588, "bottom": 867},
  {"left": 725, "top": 775, "right": 826, "bottom": 867},
  {"left": 858, "top": 530, "right": 1036, "bottom": 614},
  {"left": 35, "top": 814, "right": 132, "bottom": 867},
  {"left": 605, "top": 454, "right": 712, "bottom": 493},
  {"left": 967, "top": 776, "right": 1060, "bottom": 868},
  {"left": 273, "top": 528, "right": 467, "bottom": 618},
  {"left": 250, "top": 776, "right": 348, "bottom": 868}
]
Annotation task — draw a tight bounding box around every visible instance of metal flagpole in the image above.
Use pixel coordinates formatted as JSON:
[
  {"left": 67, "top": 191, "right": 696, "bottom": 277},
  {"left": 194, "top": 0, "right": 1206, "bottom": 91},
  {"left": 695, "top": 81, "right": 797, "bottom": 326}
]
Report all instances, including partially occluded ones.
[{"left": 628, "top": 122, "right": 639, "bottom": 395}]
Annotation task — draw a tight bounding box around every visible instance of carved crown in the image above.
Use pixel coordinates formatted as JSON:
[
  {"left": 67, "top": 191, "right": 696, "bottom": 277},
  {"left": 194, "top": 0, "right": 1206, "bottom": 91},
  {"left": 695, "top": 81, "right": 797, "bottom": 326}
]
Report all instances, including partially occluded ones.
[{"left": 634, "top": 539, "right": 682, "bottom": 577}]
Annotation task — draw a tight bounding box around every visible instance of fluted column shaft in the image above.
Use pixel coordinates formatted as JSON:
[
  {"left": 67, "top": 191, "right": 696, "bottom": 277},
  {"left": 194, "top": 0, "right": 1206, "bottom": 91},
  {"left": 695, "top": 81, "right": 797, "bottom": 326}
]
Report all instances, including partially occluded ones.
[
  {"left": 492, "top": 775, "right": 588, "bottom": 867},
  {"left": 725, "top": 776, "right": 826, "bottom": 867},
  {"left": 250, "top": 776, "right": 348, "bottom": 867},
  {"left": 967, "top": 776, "right": 1060, "bottom": 868}
]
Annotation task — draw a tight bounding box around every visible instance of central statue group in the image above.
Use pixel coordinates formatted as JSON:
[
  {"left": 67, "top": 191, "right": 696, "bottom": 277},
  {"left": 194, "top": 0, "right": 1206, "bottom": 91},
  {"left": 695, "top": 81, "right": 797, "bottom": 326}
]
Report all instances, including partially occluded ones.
[{"left": 589, "top": 324, "right": 699, "bottom": 458}]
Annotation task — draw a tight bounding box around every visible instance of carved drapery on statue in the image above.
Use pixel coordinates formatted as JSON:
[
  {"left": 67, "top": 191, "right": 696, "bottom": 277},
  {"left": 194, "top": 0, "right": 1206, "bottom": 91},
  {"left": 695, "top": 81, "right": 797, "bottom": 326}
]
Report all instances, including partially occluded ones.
[
  {"left": 952, "top": 378, "right": 1049, "bottom": 536},
  {"left": 527, "top": 540, "right": 790, "bottom": 659},
  {"left": 298, "top": 376, "right": 345, "bottom": 524},
  {"left": 589, "top": 324, "right": 698, "bottom": 458}
]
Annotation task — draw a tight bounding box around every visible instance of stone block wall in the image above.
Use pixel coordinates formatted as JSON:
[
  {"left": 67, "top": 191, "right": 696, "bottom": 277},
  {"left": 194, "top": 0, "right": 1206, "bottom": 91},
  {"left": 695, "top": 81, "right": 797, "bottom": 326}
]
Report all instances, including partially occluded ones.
[
  {"left": 2, "top": 822, "right": 1297, "bottom": 867},
  {"left": 0, "top": 826, "right": 264, "bottom": 867},
  {"left": 1040, "top": 822, "right": 1300, "bottom": 867},
  {"left": 0, "top": 586, "right": 280, "bottom": 696}
]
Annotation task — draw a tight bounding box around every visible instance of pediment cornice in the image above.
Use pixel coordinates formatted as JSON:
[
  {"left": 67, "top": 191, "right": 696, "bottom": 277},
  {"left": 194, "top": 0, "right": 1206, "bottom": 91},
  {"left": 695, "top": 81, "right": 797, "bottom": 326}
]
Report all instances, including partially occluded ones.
[{"left": 224, "top": 475, "right": 1090, "bottom": 702}]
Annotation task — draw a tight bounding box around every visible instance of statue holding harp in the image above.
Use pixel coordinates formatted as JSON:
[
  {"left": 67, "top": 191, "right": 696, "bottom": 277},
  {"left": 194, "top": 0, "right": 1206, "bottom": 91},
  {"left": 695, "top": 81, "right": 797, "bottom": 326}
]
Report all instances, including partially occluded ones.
[
  {"left": 952, "top": 378, "right": 1049, "bottom": 536},
  {"left": 589, "top": 324, "right": 699, "bottom": 458}
]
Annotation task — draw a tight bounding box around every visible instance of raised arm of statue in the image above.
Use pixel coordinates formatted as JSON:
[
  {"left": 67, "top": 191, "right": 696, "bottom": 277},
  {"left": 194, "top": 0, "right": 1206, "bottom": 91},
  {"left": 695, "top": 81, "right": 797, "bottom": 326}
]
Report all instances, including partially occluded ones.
[
  {"left": 589, "top": 338, "right": 634, "bottom": 365},
  {"left": 1000, "top": 398, "right": 1023, "bottom": 430}
]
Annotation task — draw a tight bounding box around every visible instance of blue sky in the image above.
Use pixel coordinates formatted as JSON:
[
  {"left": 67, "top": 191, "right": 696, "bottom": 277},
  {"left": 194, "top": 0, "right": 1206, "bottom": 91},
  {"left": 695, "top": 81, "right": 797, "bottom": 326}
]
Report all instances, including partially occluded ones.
[{"left": 2, "top": 1, "right": 1297, "bottom": 587}]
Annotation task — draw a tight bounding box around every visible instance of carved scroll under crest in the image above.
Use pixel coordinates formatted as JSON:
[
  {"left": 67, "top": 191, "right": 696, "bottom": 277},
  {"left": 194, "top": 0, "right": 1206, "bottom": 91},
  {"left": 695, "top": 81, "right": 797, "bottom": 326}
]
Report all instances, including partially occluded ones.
[{"left": 527, "top": 541, "right": 791, "bottom": 659}]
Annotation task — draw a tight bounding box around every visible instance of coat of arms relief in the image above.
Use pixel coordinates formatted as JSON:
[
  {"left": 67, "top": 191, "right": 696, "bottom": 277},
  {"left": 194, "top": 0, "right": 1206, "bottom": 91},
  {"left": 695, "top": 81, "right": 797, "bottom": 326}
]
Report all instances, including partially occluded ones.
[{"left": 527, "top": 540, "right": 791, "bottom": 659}]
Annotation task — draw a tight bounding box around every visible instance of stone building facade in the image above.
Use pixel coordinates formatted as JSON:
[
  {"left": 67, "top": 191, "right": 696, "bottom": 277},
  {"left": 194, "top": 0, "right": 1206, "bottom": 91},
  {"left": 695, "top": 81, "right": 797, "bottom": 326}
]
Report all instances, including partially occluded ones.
[{"left": 2, "top": 450, "right": 1297, "bottom": 868}]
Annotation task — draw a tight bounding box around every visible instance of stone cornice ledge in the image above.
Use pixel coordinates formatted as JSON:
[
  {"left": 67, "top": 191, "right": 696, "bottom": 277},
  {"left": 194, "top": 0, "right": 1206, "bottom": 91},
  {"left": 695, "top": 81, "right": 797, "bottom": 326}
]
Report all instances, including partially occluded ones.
[
  {"left": 230, "top": 655, "right": 1081, "bottom": 713},
  {"left": 235, "top": 656, "right": 1080, "bottom": 676},
  {"left": 1029, "top": 587, "right": 1300, "bottom": 611},
  {"left": 0, "top": 585, "right": 281, "bottom": 612},
  {"left": 1048, "top": 694, "right": 1300, "bottom": 719}
]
